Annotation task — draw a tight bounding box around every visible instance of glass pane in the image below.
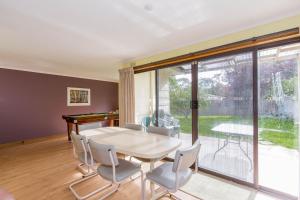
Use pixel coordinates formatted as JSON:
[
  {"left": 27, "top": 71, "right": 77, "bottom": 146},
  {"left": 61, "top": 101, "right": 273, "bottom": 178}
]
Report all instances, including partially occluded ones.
[
  {"left": 198, "top": 52, "right": 254, "bottom": 182},
  {"left": 258, "top": 43, "right": 300, "bottom": 196},
  {"left": 134, "top": 71, "right": 156, "bottom": 128},
  {"left": 158, "top": 64, "right": 193, "bottom": 158}
]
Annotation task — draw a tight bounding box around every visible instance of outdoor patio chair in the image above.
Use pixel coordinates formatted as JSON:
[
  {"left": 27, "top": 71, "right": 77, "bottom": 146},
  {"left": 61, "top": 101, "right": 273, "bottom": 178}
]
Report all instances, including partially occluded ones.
[
  {"left": 141, "top": 116, "right": 151, "bottom": 131},
  {"left": 152, "top": 110, "right": 181, "bottom": 138}
]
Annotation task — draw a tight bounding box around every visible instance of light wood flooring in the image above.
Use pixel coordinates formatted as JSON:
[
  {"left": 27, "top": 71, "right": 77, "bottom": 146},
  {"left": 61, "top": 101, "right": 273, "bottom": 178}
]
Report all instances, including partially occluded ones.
[{"left": 0, "top": 135, "right": 198, "bottom": 200}]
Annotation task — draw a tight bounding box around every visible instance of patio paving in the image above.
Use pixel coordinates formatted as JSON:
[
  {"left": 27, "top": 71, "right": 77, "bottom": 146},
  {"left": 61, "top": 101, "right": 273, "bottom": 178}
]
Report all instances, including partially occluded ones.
[{"left": 168, "top": 133, "right": 299, "bottom": 197}]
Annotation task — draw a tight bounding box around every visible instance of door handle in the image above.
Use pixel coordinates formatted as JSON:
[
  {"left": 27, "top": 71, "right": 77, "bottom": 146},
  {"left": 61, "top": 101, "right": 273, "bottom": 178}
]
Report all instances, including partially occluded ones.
[{"left": 190, "top": 100, "right": 199, "bottom": 109}]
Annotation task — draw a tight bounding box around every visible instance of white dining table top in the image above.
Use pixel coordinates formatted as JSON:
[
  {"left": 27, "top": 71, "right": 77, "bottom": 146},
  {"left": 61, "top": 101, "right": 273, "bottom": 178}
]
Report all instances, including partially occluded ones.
[{"left": 79, "top": 127, "right": 182, "bottom": 159}]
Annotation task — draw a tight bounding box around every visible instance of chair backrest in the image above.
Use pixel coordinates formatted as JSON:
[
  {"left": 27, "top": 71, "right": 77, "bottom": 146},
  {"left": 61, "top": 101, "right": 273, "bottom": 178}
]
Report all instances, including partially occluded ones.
[
  {"left": 88, "top": 140, "right": 119, "bottom": 166},
  {"left": 124, "top": 123, "right": 143, "bottom": 131},
  {"left": 70, "top": 132, "right": 86, "bottom": 155},
  {"left": 172, "top": 139, "right": 201, "bottom": 172},
  {"left": 148, "top": 126, "right": 172, "bottom": 136},
  {"left": 152, "top": 110, "right": 165, "bottom": 127},
  {"left": 78, "top": 122, "right": 101, "bottom": 132},
  {"left": 141, "top": 116, "right": 151, "bottom": 127}
]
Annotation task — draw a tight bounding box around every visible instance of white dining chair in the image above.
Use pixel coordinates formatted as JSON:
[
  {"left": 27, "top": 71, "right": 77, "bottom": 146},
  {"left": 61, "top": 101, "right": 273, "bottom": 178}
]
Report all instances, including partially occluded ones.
[
  {"left": 147, "top": 126, "right": 172, "bottom": 136},
  {"left": 142, "top": 139, "right": 201, "bottom": 200},
  {"left": 69, "top": 132, "right": 101, "bottom": 200},
  {"left": 70, "top": 132, "right": 95, "bottom": 177},
  {"left": 78, "top": 122, "right": 101, "bottom": 132},
  {"left": 69, "top": 140, "right": 144, "bottom": 200},
  {"left": 124, "top": 123, "right": 143, "bottom": 131},
  {"left": 148, "top": 125, "right": 180, "bottom": 138}
]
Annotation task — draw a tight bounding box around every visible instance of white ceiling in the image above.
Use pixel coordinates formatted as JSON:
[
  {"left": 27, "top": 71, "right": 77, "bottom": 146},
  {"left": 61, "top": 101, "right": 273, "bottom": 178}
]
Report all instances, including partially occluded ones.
[{"left": 0, "top": 0, "right": 300, "bottom": 82}]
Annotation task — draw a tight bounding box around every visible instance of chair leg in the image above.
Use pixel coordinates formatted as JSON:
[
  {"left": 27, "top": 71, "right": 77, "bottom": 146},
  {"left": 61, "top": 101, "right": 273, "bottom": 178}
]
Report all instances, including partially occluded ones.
[
  {"left": 84, "top": 166, "right": 97, "bottom": 178},
  {"left": 77, "top": 163, "right": 96, "bottom": 177},
  {"left": 152, "top": 190, "right": 168, "bottom": 200},
  {"left": 169, "top": 193, "right": 183, "bottom": 200},
  {"left": 98, "top": 184, "right": 120, "bottom": 200},
  {"left": 69, "top": 174, "right": 118, "bottom": 200},
  {"left": 82, "top": 171, "right": 97, "bottom": 178},
  {"left": 77, "top": 163, "right": 86, "bottom": 174},
  {"left": 69, "top": 173, "right": 97, "bottom": 199},
  {"left": 142, "top": 180, "right": 168, "bottom": 200}
]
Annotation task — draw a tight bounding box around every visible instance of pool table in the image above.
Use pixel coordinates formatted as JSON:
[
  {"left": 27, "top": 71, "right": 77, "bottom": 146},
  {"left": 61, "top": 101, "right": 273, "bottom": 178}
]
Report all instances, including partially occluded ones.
[{"left": 62, "top": 112, "right": 119, "bottom": 141}]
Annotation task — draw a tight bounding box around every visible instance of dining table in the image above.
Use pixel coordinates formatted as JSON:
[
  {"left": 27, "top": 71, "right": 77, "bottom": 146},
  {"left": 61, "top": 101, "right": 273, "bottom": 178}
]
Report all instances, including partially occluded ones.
[{"left": 79, "top": 126, "right": 182, "bottom": 198}]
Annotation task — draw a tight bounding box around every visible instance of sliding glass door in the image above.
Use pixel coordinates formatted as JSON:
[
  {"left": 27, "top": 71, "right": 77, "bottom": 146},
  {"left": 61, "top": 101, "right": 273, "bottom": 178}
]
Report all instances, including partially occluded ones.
[
  {"left": 139, "top": 38, "right": 300, "bottom": 198},
  {"left": 258, "top": 43, "right": 300, "bottom": 196},
  {"left": 157, "top": 64, "right": 193, "bottom": 157},
  {"left": 197, "top": 52, "right": 254, "bottom": 182}
]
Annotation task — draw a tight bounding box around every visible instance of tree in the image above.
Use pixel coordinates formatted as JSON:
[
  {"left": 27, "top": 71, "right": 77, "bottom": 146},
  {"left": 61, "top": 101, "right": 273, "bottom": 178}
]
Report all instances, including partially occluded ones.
[
  {"left": 169, "top": 77, "right": 191, "bottom": 118},
  {"left": 282, "top": 76, "right": 297, "bottom": 96},
  {"left": 169, "top": 77, "right": 208, "bottom": 118}
]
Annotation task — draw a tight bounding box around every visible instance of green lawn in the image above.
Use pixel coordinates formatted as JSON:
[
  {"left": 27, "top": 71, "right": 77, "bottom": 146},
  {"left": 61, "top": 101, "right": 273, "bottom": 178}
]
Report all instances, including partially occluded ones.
[{"left": 176, "top": 115, "right": 298, "bottom": 149}]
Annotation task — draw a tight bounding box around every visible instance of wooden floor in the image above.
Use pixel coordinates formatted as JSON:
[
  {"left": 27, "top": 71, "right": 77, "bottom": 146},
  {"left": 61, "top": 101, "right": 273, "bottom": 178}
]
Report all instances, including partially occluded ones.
[{"left": 0, "top": 135, "right": 198, "bottom": 200}]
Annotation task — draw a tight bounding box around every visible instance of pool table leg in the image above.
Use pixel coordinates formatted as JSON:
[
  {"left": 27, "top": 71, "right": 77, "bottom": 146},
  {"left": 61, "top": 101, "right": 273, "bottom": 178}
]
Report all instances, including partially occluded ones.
[
  {"left": 75, "top": 124, "right": 79, "bottom": 134},
  {"left": 109, "top": 119, "right": 114, "bottom": 127},
  {"left": 67, "top": 122, "right": 73, "bottom": 141}
]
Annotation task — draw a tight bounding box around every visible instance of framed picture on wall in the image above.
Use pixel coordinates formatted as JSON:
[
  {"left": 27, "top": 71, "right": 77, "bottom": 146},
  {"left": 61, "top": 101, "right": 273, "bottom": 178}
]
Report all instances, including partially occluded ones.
[{"left": 67, "top": 87, "right": 91, "bottom": 106}]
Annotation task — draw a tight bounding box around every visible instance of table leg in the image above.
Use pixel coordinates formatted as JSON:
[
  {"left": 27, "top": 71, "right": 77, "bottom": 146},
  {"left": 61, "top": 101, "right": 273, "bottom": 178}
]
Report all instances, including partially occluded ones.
[
  {"left": 150, "top": 161, "right": 155, "bottom": 198},
  {"left": 75, "top": 124, "right": 79, "bottom": 135},
  {"left": 246, "top": 136, "right": 249, "bottom": 155},
  {"left": 109, "top": 119, "right": 114, "bottom": 127},
  {"left": 238, "top": 136, "right": 252, "bottom": 170},
  {"left": 67, "top": 122, "right": 73, "bottom": 141},
  {"left": 217, "top": 132, "right": 220, "bottom": 149},
  {"left": 213, "top": 134, "right": 229, "bottom": 160}
]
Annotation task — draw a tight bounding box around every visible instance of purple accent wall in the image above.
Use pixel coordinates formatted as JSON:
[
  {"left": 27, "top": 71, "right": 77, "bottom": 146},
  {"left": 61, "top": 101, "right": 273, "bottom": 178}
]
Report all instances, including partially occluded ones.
[{"left": 0, "top": 68, "right": 118, "bottom": 143}]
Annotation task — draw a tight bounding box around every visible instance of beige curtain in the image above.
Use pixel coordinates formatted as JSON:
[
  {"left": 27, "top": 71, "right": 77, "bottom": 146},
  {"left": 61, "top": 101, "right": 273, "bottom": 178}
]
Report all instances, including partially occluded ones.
[{"left": 119, "top": 67, "right": 135, "bottom": 127}]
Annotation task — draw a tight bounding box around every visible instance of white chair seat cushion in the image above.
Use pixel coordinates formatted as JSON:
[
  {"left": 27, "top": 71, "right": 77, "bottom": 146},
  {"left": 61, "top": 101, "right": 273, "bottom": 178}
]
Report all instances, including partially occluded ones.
[
  {"left": 97, "top": 159, "right": 141, "bottom": 182},
  {"left": 146, "top": 162, "right": 192, "bottom": 190}
]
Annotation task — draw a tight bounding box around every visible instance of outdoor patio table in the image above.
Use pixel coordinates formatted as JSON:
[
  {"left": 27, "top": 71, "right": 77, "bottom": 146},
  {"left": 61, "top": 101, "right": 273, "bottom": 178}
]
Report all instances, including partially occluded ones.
[{"left": 211, "top": 123, "right": 253, "bottom": 169}]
